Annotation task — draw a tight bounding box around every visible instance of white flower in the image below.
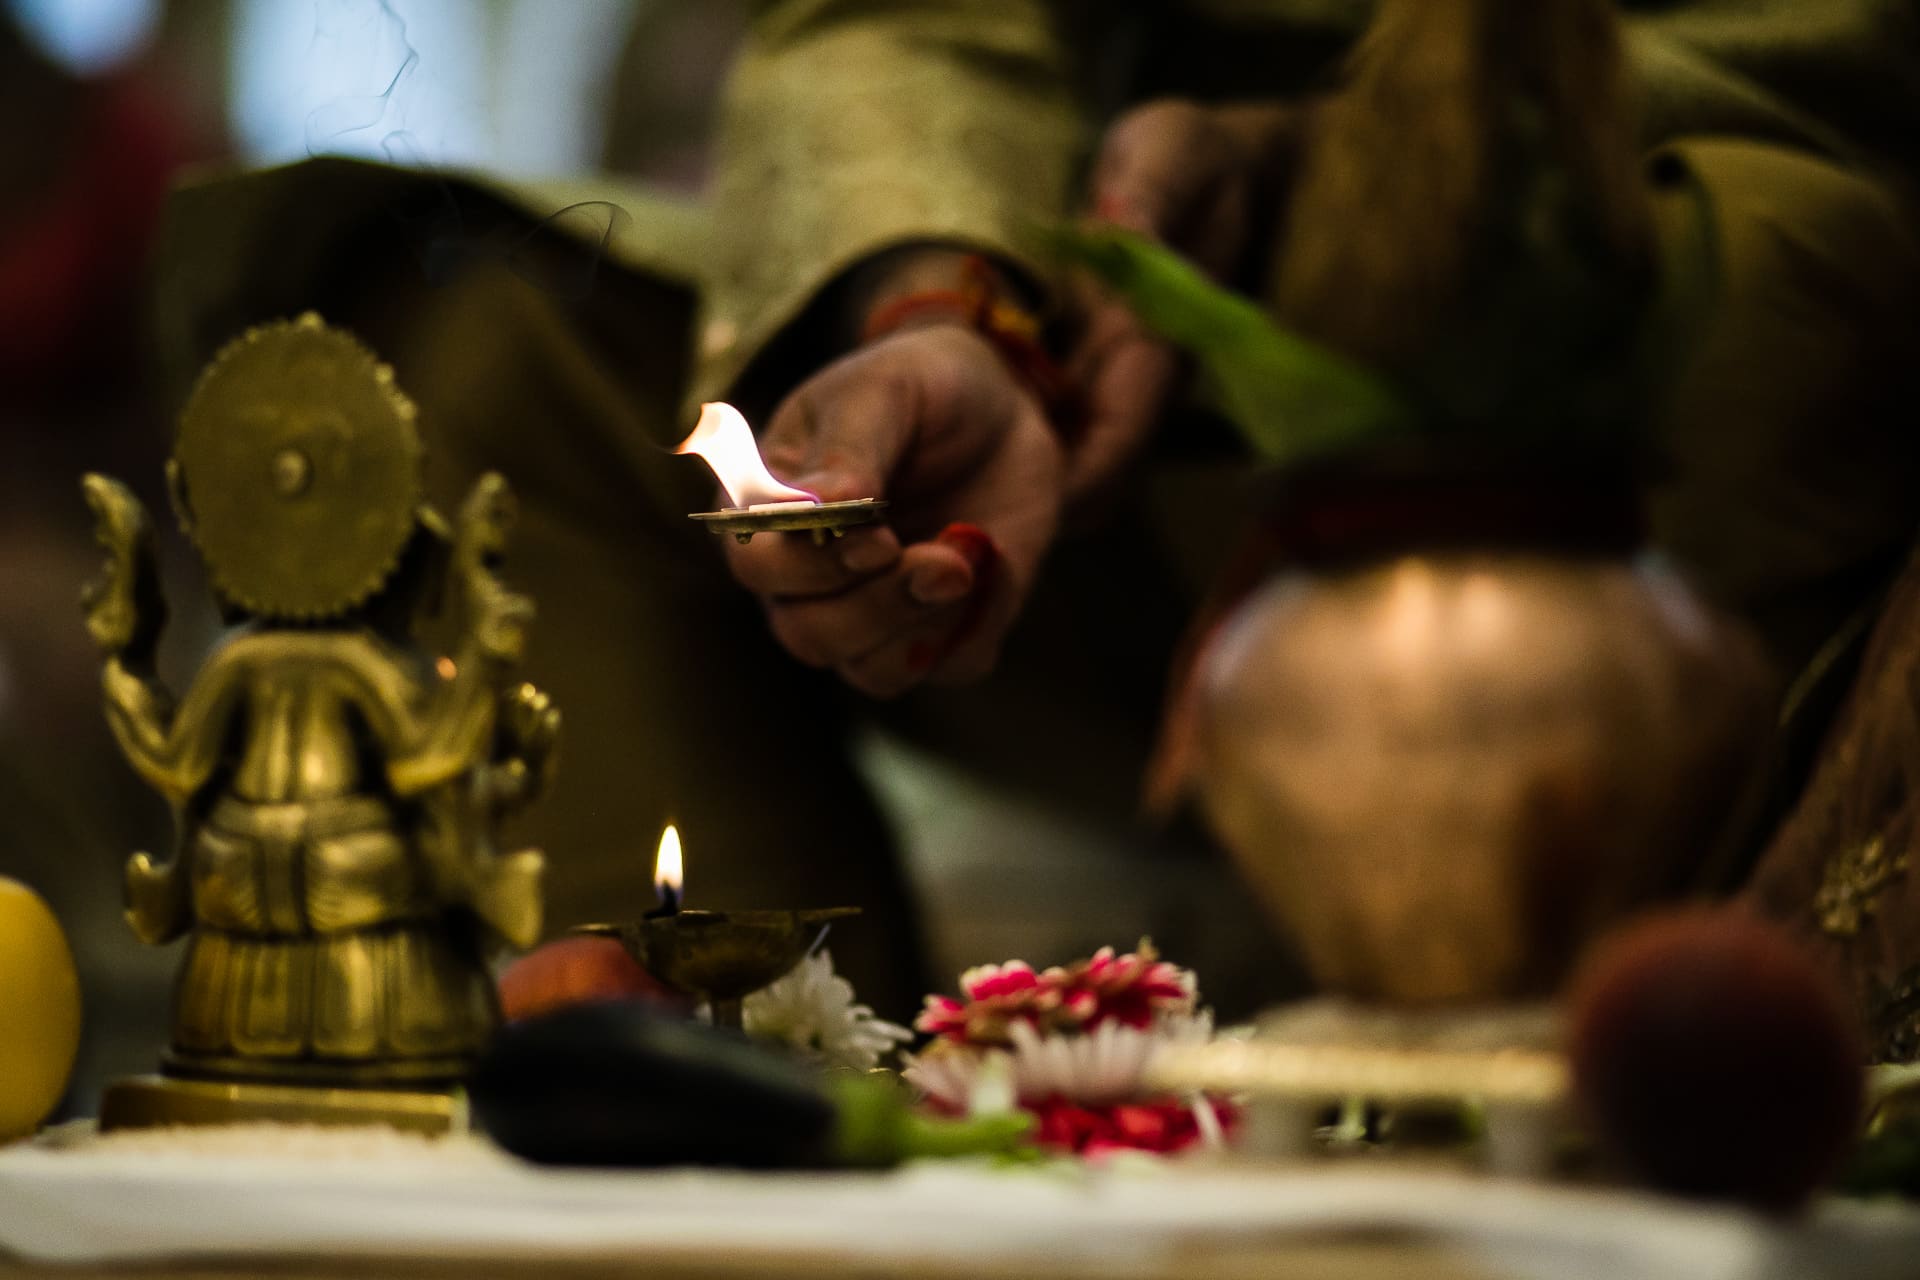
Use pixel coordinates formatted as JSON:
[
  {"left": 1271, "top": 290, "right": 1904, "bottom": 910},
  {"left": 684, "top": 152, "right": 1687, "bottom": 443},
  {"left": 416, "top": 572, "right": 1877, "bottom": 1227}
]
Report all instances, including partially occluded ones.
[
  {"left": 903, "top": 1009, "right": 1216, "bottom": 1109},
  {"left": 741, "top": 949, "right": 912, "bottom": 1071}
]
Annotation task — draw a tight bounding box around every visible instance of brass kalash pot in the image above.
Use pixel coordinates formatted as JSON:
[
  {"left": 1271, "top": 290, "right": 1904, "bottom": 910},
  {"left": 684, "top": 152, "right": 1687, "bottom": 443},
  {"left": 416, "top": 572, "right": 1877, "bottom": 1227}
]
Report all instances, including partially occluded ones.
[{"left": 1191, "top": 447, "right": 1773, "bottom": 1004}]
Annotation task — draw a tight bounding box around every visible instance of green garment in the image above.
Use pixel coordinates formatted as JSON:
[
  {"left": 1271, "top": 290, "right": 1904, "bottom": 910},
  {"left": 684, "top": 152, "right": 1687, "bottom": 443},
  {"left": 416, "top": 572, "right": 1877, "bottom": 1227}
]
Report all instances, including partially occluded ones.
[
  {"left": 700, "top": 0, "right": 1920, "bottom": 410},
  {"left": 143, "top": 1, "right": 1920, "bottom": 1024}
]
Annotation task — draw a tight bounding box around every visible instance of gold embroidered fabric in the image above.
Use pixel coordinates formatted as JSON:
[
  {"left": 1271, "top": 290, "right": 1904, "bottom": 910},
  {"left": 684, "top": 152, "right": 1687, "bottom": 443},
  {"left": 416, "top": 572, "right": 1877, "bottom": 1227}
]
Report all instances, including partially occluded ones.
[
  {"left": 1816, "top": 834, "right": 1910, "bottom": 939},
  {"left": 1871, "top": 969, "right": 1920, "bottom": 1064},
  {"left": 1747, "top": 546, "right": 1920, "bottom": 1061}
]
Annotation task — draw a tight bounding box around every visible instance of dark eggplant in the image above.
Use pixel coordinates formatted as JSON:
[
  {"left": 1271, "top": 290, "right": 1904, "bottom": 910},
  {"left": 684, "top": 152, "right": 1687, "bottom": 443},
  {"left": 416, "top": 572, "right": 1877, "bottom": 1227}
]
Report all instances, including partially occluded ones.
[
  {"left": 470, "top": 1001, "right": 1030, "bottom": 1169},
  {"left": 472, "top": 1002, "right": 838, "bottom": 1167}
]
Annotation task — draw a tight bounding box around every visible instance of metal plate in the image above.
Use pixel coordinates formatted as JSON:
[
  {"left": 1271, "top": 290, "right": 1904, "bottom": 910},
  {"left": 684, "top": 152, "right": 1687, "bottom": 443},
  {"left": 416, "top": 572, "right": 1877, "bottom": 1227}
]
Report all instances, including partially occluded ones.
[{"left": 690, "top": 499, "right": 887, "bottom": 544}]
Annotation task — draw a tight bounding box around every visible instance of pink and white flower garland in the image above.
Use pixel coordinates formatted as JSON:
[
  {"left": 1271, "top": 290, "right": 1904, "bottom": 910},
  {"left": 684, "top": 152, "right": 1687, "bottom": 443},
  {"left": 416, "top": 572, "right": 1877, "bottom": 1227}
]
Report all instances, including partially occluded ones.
[{"left": 902, "top": 941, "right": 1236, "bottom": 1157}]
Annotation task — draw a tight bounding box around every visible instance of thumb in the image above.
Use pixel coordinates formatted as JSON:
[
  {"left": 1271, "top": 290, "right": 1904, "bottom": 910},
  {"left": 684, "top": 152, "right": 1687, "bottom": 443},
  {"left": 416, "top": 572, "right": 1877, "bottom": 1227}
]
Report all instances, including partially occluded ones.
[
  {"left": 761, "top": 360, "right": 918, "bottom": 504},
  {"left": 1063, "top": 305, "right": 1180, "bottom": 506},
  {"left": 1088, "top": 100, "right": 1218, "bottom": 237}
]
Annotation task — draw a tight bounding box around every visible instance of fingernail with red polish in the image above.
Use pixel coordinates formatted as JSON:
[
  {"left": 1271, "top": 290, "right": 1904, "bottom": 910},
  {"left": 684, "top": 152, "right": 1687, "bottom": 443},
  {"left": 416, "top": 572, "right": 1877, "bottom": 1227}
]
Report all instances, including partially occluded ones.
[
  {"left": 1090, "top": 196, "right": 1144, "bottom": 237},
  {"left": 936, "top": 523, "right": 999, "bottom": 575},
  {"left": 1093, "top": 192, "right": 1144, "bottom": 228}
]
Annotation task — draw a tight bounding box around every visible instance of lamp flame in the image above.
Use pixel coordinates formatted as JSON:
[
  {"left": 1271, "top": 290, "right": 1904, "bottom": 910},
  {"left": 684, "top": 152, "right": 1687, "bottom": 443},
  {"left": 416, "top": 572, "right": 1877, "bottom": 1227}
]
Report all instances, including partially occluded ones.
[
  {"left": 675, "top": 402, "right": 817, "bottom": 509},
  {"left": 654, "top": 824, "right": 683, "bottom": 899}
]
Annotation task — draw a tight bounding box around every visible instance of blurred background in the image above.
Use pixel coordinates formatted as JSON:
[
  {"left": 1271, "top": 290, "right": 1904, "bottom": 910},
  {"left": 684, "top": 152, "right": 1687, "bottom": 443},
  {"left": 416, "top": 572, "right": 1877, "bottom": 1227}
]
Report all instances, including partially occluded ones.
[{"left": 0, "top": 0, "right": 1281, "bottom": 1116}]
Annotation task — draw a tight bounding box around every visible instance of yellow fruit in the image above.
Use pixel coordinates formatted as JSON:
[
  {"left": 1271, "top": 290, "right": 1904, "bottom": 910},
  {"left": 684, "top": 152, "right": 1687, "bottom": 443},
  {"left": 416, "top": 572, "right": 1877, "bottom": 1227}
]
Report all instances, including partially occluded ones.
[{"left": 0, "top": 877, "right": 82, "bottom": 1141}]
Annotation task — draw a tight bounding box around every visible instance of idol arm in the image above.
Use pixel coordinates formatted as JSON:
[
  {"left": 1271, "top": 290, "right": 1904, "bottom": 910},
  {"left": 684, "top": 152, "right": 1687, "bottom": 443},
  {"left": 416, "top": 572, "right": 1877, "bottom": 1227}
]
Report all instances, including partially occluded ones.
[
  {"left": 373, "top": 473, "right": 534, "bottom": 796},
  {"left": 100, "top": 649, "right": 246, "bottom": 806}
]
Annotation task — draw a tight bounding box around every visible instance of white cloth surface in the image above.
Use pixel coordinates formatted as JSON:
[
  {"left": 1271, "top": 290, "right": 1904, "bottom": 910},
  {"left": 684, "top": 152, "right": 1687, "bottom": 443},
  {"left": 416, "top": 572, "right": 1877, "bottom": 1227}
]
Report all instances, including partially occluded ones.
[{"left": 1, "top": 1132, "right": 1917, "bottom": 1280}]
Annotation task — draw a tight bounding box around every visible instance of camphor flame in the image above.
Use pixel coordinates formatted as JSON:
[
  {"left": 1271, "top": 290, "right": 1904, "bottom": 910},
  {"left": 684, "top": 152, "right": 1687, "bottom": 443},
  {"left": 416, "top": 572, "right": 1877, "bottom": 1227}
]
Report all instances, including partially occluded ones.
[
  {"left": 674, "top": 402, "right": 817, "bottom": 509},
  {"left": 655, "top": 824, "right": 684, "bottom": 899}
]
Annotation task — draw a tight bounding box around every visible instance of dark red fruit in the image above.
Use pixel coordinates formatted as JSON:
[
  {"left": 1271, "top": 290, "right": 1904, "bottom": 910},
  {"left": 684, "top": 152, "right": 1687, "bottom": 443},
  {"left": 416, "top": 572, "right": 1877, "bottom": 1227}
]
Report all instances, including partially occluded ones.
[
  {"left": 498, "top": 936, "right": 675, "bottom": 1022},
  {"left": 1566, "top": 907, "right": 1865, "bottom": 1213}
]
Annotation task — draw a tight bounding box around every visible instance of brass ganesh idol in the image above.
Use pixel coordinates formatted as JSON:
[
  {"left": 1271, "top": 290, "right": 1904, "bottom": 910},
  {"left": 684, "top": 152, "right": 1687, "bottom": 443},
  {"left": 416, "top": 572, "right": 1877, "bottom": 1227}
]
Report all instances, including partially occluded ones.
[{"left": 83, "top": 316, "right": 555, "bottom": 1118}]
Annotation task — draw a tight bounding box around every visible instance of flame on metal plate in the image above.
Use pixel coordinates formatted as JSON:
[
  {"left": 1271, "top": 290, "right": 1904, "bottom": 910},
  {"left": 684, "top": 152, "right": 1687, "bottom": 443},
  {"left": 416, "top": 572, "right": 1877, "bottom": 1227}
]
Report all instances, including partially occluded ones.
[{"left": 674, "top": 402, "right": 817, "bottom": 508}]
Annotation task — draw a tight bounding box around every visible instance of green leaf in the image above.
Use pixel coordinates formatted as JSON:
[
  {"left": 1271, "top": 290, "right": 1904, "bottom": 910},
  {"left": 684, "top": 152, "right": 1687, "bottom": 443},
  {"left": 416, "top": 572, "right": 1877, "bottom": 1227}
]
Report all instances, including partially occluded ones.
[
  {"left": 1040, "top": 224, "right": 1416, "bottom": 461},
  {"left": 828, "top": 1073, "right": 1034, "bottom": 1166}
]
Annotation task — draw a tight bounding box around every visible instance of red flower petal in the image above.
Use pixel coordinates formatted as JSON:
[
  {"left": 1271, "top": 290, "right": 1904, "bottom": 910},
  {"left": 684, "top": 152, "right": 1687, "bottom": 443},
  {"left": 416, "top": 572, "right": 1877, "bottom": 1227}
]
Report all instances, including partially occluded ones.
[
  {"left": 915, "top": 995, "right": 972, "bottom": 1038},
  {"left": 964, "top": 962, "right": 1040, "bottom": 1001}
]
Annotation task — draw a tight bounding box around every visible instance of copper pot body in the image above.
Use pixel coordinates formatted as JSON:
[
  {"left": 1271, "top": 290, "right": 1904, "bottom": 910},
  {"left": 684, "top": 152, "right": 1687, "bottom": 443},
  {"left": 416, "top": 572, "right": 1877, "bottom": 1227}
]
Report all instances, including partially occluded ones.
[{"left": 1195, "top": 552, "right": 1770, "bottom": 1004}]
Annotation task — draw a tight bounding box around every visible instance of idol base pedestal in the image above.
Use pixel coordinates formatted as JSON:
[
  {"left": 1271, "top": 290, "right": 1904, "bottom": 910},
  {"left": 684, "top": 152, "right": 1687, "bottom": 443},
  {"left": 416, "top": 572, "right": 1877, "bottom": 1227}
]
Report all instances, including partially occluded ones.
[{"left": 98, "top": 1074, "right": 462, "bottom": 1135}]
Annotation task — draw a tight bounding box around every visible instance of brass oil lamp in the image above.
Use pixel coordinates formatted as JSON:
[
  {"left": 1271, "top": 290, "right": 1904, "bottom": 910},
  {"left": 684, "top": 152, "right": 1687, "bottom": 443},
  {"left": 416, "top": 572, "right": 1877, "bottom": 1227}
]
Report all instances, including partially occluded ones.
[
  {"left": 676, "top": 401, "right": 886, "bottom": 545},
  {"left": 576, "top": 826, "right": 858, "bottom": 1028}
]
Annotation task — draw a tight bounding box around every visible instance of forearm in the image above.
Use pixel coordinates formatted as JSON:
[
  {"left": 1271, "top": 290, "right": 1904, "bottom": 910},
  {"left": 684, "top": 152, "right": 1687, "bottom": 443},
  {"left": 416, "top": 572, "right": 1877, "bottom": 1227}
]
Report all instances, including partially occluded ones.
[
  {"left": 699, "top": 0, "right": 1087, "bottom": 411},
  {"left": 385, "top": 644, "right": 504, "bottom": 796},
  {"left": 100, "top": 659, "right": 202, "bottom": 802},
  {"left": 831, "top": 244, "right": 1041, "bottom": 351}
]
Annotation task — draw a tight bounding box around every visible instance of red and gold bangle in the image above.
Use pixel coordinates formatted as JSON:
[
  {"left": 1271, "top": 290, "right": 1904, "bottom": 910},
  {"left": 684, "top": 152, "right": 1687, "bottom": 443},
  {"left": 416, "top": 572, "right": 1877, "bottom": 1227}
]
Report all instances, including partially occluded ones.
[{"left": 861, "top": 255, "right": 1081, "bottom": 433}]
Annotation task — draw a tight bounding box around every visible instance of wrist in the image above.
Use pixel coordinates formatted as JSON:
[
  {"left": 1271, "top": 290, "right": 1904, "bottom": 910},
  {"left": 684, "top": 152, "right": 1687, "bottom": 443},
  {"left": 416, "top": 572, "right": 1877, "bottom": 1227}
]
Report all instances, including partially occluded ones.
[
  {"left": 857, "top": 253, "right": 1080, "bottom": 432},
  {"left": 841, "top": 246, "right": 1038, "bottom": 344}
]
